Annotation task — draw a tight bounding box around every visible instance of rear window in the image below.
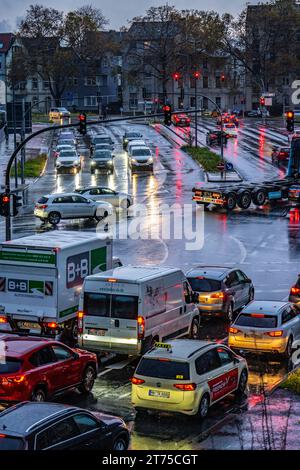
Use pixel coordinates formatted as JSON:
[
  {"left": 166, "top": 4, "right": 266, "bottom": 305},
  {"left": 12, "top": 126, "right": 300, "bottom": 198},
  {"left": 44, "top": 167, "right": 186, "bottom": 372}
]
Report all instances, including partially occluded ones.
[
  {"left": 187, "top": 277, "right": 222, "bottom": 292},
  {"left": 136, "top": 358, "right": 190, "bottom": 380},
  {"left": 0, "top": 436, "right": 25, "bottom": 450},
  {"left": 84, "top": 293, "right": 109, "bottom": 317},
  {"left": 235, "top": 314, "right": 278, "bottom": 328},
  {"left": 37, "top": 196, "right": 48, "bottom": 204},
  {"left": 0, "top": 358, "right": 22, "bottom": 374},
  {"left": 84, "top": 293, "right": 139, "bottom": 320}
]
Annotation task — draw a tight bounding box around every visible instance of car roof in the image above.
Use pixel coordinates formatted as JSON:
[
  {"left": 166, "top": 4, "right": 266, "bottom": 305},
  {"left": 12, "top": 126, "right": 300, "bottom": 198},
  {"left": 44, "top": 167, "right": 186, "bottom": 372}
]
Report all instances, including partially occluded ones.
[
  {"left": 142, "top": 339, "right": 214, "bottom": 361},
  {"left": 129, "top": 140, "right": 146, "bottom": 144},
  {"left": 125, "top": 132, "right": 142, "bottom": 136},
  {"left": 0, "top": 402, "right": 79, "bottom": 436},
  {"left": 77, "top": 186, "right": 115, "bottom": 192},
  {"left": 241, "top": 300, "right": 289, "bottom": 315},
  {"left": 0, "top": 335, "right": 55, "bottom": 357},
  {"left": 87, "top": 265, "right": 182, "bottom": 283},
  {"left": 186, "top": 265, "right": 233, "bottom": 279}
]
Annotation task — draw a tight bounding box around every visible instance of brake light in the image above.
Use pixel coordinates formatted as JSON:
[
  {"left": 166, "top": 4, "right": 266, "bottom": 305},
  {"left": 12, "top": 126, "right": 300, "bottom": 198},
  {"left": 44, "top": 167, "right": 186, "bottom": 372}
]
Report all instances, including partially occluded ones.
[
  {"left": 174, "top": 383, "right": 196, "bottom": 391},
  {"left": 291, "top": 286, "right": 300, "bottom": 295},
  {"left": 38, "top": 204, "right": 48, "bottom": 209},
  {"left": 229, "top": 327, "right": 240, "bottom": 334},
  {"left": 0, "top": 316, "right": 7, "bottom": 324},
  {"left": 250, "top": 314, "right": 265, "bottom": 318},
  {"left": 137, "top": 316, "right": 145, "bottom": 340},
  {"left": 265, "top": 330, "right": 283, "bottom": 337},
  {"left": 0, "top": 434, "right": 6, "bottom": 438},
  {"left": 48, "top": 322, "right": 58, "bottom": 329},
  {"left": 78, "top": 311, "right": 84, "bottom": 334},
  {"left": 210, "top": 292, "right": 225, "bottom": 299},
  {"left": 131, "top": 377, "right": 145, "bottom": 385},
  {"left": 2, "top": 375, "right": 25, "bottom": 384}
]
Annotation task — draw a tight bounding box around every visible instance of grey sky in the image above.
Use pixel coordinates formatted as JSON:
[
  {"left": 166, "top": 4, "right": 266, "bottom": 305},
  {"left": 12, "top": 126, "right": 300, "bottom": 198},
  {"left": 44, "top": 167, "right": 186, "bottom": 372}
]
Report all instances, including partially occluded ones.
[{"left": 0, "top": 0, "right": 264, "bottom": 32}]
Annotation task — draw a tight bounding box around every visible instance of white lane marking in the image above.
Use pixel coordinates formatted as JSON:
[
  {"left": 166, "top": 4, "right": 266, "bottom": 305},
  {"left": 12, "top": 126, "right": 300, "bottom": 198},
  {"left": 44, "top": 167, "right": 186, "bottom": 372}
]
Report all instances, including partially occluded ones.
[
  {"left": 108, "top": 358, "right": 134, "bottom": 370},
  {"left": 229, "top": 236, "right": 248, "bottom": 263},
  {"left": 97, "top": 369, "right": 112, "bottom": 377},
  {"left": 119, "top": 392, "right": 131, "bottom": 399}
]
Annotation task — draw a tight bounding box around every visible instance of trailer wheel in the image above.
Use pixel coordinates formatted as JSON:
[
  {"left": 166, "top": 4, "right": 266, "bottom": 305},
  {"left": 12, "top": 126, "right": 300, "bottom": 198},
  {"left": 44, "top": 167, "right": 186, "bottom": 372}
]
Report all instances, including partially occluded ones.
[
  {"left": 225, "top": 193, "right": 237, "bottom": 211},
  {"left": 237, "top": 190, "right": 252, "bottom": 209},
  {"left": 252, "top": 189, "right": 266, "bottom": 206}
]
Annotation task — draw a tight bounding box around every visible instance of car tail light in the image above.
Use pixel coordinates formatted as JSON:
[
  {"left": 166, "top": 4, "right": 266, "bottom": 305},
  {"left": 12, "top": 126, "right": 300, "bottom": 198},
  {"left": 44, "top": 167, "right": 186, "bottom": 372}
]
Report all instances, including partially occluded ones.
[
  {"left": 131, "top": 377, "right": 145, "bottom": 385},
  {"left": 78, "top": 311, "right": 84, "bottom": 334},
  {"left": 38, "top": 204, "right": 48, "bottom": 209},
  {"left": 291, "top": 286, "right": 300, "bottom": 295},
  {"left": 210, "top": 292, "right": 225, "bottom": 299},
  {"left": 229, "top": 326, "right": 240, "bottom": 334},
  {"left": 174, "top": 383, "right": 196, "bottom": 391},
  {"left": 137, "top": 316, "right": 145, "bottom": 339},
  {"left": 0, "top": 434, "right": 6, "bottom": 438},
  {"left": 0, "top": 316, "right": 7, "bottom": 324},
  {"left": 265, "top": 330, "right": 283, "bottom": 337},
  {"left": 48, "top": 322, "right": 58, "bottom": 329},
  {"left": 2, "top": 375, "right": 25, "bottom": 384}
]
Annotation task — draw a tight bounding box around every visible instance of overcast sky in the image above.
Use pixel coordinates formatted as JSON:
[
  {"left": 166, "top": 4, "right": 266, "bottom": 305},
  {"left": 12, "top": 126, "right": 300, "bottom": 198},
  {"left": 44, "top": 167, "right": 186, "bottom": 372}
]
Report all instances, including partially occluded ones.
[{"left": 0, "top": 0, "right": 264, "bottom": 32}]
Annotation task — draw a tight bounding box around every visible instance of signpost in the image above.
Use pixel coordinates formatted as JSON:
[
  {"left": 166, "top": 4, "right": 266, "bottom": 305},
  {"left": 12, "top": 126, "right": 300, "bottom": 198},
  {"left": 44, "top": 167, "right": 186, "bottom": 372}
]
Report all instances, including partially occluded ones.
[{"left": 6, "top": 102, "right": 32, "bottom": 134}]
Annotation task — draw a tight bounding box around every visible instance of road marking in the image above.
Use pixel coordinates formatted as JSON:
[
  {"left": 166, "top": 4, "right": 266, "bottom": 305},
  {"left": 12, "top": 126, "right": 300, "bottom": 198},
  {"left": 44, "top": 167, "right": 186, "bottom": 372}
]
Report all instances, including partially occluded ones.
[{"left": 97, "top": 369, "right": 112, "bottom": 377}]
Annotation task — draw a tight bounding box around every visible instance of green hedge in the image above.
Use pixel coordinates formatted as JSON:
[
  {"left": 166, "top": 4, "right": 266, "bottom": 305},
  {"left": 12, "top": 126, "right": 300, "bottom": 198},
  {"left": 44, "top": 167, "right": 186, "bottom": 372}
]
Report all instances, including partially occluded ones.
[
  {"left": 182, "top": 146, "right": 222, "bottom": 172},
  {"left": 281, "top": 369, "right": 300, "bottom": 395},
  {"left": 11, "top": 153, "right": 47, "bottom": 178}
]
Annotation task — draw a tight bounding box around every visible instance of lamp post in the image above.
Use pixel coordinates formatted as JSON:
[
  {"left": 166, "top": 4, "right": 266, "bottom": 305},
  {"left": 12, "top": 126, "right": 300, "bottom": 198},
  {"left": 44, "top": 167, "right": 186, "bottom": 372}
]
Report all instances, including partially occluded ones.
[{"left": 192, "top": 71, "right": 201, "bottom": 148}]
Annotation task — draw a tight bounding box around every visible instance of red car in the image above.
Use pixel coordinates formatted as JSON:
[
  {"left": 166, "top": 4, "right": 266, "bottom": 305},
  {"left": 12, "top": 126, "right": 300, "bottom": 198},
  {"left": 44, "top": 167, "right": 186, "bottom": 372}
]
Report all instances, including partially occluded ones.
[
  {"left": 271, "top": 146, "right": 290, "bottom": 163},
  {"left": 0, "top": 335, "right": 97, "bottom": 402},
  {"left": 172, "top": 114, "right": 191, "bottom": 127}
]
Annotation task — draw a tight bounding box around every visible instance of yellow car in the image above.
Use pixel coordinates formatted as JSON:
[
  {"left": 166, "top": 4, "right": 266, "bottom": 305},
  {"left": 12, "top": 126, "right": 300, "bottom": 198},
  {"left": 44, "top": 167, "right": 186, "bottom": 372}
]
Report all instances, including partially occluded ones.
[{"left": 131, "top": 340, "right": 248, "bottom": 418}]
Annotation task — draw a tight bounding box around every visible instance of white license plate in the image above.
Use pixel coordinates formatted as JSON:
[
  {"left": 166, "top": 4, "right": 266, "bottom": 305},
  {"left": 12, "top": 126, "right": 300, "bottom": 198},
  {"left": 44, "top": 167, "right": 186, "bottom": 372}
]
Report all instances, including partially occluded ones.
[
  {"left": 149, "top": 390, "right": 170, "bottom": 398},
  {"left": 88, "top": 328, "right": 106, "bottom": 336},
  {"left": 18, "top": 321, "right": 40, "bottom": 331}
]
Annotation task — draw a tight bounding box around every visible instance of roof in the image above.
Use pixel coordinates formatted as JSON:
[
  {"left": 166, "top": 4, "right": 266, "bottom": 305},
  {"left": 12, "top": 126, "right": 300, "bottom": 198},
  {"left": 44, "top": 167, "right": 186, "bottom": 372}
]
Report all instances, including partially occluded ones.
[
  {"left": 0, "top": 335, "right": 53, "bottom": 357},
  {"left": 143, "top": 339, "right": 212, "bottom": 361},
  {"left": 0, "top": 402, "right": 77, "bottom": 435},
  {"left": 0, "top": 33, "right": 14, "bottom": 53},
  {"left": 1, "top": 230, "right": 108, "bottom": 250},
  {"left": 242, "top": 300, "right": 289, "bottom": 315},
  {"left": 186, "top": 265, "right": 233, "bottom": 279},
  {"left": 87, "top": 265, "right": 181, "bottom": 283}
]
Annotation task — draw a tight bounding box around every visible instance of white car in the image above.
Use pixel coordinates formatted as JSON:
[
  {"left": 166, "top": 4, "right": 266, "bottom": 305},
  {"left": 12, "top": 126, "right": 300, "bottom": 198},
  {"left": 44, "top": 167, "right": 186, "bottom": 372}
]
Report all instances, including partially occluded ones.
[
  {"left": 130, "top": 146, "right": 153, "bottom": 171},
  {"left": 223, "top": 123, "right": 238, "bottom": 137},
  {"left": 55, "top": 150, "right": 82, "bottom": 173},
  {"left": 34, "top": 193, "right": 113, "bottom": 226},
  {"left": 53, "top": 144, "right": 74, "bottom": 158},
  {"left": 75, "top": 186, "right": 133, "bottom": 208},
  {"left": 127, "top": 140, "right": 147, "bottom": 156},
  {"left": 131, "top": 340, "right": 248, "bottom": 417}
]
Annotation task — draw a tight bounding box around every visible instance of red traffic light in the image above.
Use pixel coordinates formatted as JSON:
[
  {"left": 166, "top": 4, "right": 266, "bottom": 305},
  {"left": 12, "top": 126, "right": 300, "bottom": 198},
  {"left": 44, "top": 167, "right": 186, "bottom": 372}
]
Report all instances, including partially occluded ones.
[
  {"left": 260, "top": 97, "right": 265, "bottom": 105},
  {"left": 193, "top": 71, "right": 201, "bottom": 79},
  {"left": 2, "top": 195, "right": 10, "bottom": 204},
  {"left": 221, "top": 74, "right": 225, "bottom": 82},
  {"left": 172, "top": 72, "right": 180, "bottom": 81},
  {"left": 79, "top": 114, "right": 85, "bottom": 121},
  {"left": 163, "top": 105, "right": 171, "bottom": 112},
  {"left": 287, "top": 111, "right": 294, "bottom": 119}
]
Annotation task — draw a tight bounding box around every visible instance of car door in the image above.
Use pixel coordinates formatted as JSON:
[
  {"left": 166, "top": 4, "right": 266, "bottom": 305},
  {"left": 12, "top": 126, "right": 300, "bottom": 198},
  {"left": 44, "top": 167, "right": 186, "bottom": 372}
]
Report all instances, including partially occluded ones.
[
  {"left": 101, "top": 188, "right": 117, "bottom": 205},
  {"left": 281, "top": 306, "right": 300, "bottom": 341},
  {"left": 50, "top": 344, "right": 81, "bottom": 389},
  {"left": 225, "top": 271, "right": 244, "bottom": 310},
  {"left": 236, "top": 270, "right": 251, "bottom": 306},
  {"left": 215, "top": 346, "right": 239, "bottom": 395},
  {"left": 35, "top": 417, "right": 80, "bottom": 450},
  {"left": 72, "top": 413, "right": 110, "bottom": 450},
  {"left": 52, "top": 195, "right": 73, "bottom": 219},
  {"left": 28, "top": 346, "right": 58, "bottom": 396},
  {"left": 195, "top": 348, "right": 229, "bottom": 403},
  {"left": 71, "top": 195, "right": 93, "bottom": 217}
]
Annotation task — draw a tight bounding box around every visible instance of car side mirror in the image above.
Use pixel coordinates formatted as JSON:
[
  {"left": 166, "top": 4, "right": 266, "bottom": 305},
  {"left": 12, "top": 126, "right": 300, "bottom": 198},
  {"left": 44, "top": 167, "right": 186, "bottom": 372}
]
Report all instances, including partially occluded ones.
[
  {"left": 73, "top": 352, "right": 80, "bottom": 360},
  {"left": 192, "top": 292, "right": 199, "bottom": 303}
]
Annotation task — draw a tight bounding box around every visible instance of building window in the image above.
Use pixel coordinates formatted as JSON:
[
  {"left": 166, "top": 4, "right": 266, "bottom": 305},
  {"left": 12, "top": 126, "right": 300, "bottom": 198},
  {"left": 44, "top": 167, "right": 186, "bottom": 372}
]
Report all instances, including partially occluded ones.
[
  {"left": 215, "top": 76, "right": 221, "bottom": 88},
  {"left": 67, "top": 77, "right": 78, "bottom": 87},
  {"left": 102, "top": 57, "right": 108, "bottom": 68},
  {"left": 43, "top": 81, "right": 50, "bottom": 90},
  {"left": 98, "top": 75, "right": 108, "bottom": 87},
  {"left": 85, "top": 77, "right": 97, "bottom": 86},
  {"left": 216, "top": 97, "right": 221, "bottom": 108},
  {"left": 203, "top": 76, "right": 208, "bottom": 88},
  {"left": 32, "top": 78, "right": 38, "bottom": 90},
  {"left": 129, "top": 93, "right": 138, "bottom": 109},
  {"left": 84, "top": 96, "right": 97, "bottom": 107},
  {"left": 190, "top": 96, "right": 196, "bottom": 108}
]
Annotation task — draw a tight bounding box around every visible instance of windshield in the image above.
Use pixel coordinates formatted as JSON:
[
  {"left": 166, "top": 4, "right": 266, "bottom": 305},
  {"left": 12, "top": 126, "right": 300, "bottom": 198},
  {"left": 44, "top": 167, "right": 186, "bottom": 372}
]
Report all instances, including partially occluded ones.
[
  {"left": 94, "top": 138, "right": 110, "bottom": 144},
  {"left": 136, "top": 358, "right": 190, "bottom": 380},
  {"left": 59, "top": 152, "right": 77, "bottom": 158},
  {"left": 57, "top": 140, "right": 74, "bottom": 145},
  {"left": 235, "top": 314, "right": 278, "bottom": 328},
  {"left": 0, "top": 358, "right": 22, "bottom": 374},
  {"left": 187, "top": 277, "right": 222, "bottom": 292},
  {"left": 94, "top": 152, "right": 111, "bottom": 159},
  {"left": 0, "top": 437, "right": 25, "bottom": 450},
  {"left": 38, "top": 196, "right": 48, "bottom": 204},
  {"left": 126, "top": 133, "right": 141, "bottom": 139},
  {"left": 132, "top": 148, "right": 151, "bottom": 156},
  {"left": 84, "top": 293, "right": 138, "bottom": 319}
]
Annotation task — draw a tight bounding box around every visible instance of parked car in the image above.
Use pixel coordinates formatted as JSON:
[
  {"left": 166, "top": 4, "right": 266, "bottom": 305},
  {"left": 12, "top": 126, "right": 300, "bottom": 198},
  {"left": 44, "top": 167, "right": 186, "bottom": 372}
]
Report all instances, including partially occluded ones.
[
  {"left": 34, "top": 193, "right": 113, "bottom": 225},
  {"left": 0, "top": 335, "right": 97, "bottom": 402},
  {"left": 246, "top": 110, "right": 261, "bottom": 118},
  {"left": 129, "top": 147, "right": 153, "bottom": 172},
  {"left": 131, "top": 340, "right": 248, "bottom": 418},
  {"left": 186, "top": 266, "right": 254, "bottom": 322},
  {"left": 228, "top": 300, "right": 300, "bottom": 357},
  {"left": 55, "top": 150, "right": 82, "bottom": 173},
  {"left": 49, "top": 107, "right": 71, "bottom": 120},
  {"left": 123, "top": 131, "right": 143, "bottom": 149},
  {"left": 0, "top": 402, "right": 129, "bottom": 450},
  {"left": 90, "top": 150, "right": 114, "bottom": 174},
  {"left": 75, "top": 186, "right": 133, "bottom": 208},
  {"left": 172, "top": 113, "right": 191, "bottom": 127},
  {"left": 271, "top": 146, "right": 290, "bottom": 163},
  {"left": 289, "top": 274, "right": 300, "bottom": 304}
]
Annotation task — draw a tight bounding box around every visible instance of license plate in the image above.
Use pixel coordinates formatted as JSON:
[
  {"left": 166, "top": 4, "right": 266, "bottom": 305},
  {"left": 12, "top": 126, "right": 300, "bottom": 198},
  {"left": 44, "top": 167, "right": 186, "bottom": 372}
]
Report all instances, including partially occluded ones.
[
  {"left": 149, "top": 390, "right": 170, "bottom": 398},
  {"left": 88, "top": 328, "right": 106, "bottom": 336},
  {"left": 18, "top": 321, "right": 40, "bottom": 331},
  {"left": 244, "top": 333, "right": 262, "bottom": 339}
]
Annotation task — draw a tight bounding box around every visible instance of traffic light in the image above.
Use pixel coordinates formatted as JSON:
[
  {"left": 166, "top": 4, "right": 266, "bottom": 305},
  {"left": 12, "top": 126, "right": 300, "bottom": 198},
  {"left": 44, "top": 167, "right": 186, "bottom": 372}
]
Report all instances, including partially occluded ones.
[
  {"left": 172, "top": 72, "right": 180, "bottom": 81},
  {"left": 260, "top": 97, "right": 265, "bottom": 106},
  {"left": 78, "top": 113, "right": 87, "bottom": 135},
  {"left": 193, "top": 71, "right": 201, "bottom": 79},
  {"left": 221, "top": 74, "right": 225, "bottom": 82},
  {"left": 163, "top": 105, "right": 172, "bottom": 126},
  {"left": 0, "top": 193, "right": 11, "bottom": 217},
  {"left": 12, "top": 194, "right": 22, "bottom": 216},
  {"left": 286, "top": 110, "right": 295, "bottom": 132}
]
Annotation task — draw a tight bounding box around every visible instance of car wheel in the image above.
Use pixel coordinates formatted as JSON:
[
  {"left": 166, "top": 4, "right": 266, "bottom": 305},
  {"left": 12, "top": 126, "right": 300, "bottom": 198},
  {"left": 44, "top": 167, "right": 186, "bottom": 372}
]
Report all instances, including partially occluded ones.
[
  {"left": 112, "top": 435, "right": 128, "bottom": 451},
  {"left": 252, "top": 189, "right": 266, "bottom": 206},
  {"left": 79, "top": 365, "right": 96, "bottom": 394},
  {"left": 48, "top": 212, "right": 61, "bottom": 225},
  {"left": 226, "top": 303, "right": 234, "bottom": 322},
  {"left": 235, "top": 369, "right": 248, "bottom": 396},
  {"left": 121, "top": 198, "right": 131, "bottom": 209},
  {"left": 32, "top": 387, "right": 46, "bottom": 402},
  {"left": 189, "top": 317, "right": 200, "bottom": 339},
  {"left": 284, "top": 336, "right": 293, "bottom": 359},
  {"left": 237, "top": 190, "right": 252, "bottom": 210},
  {"left": 197, "top": 393, "right": 210, "bottom": 419}
]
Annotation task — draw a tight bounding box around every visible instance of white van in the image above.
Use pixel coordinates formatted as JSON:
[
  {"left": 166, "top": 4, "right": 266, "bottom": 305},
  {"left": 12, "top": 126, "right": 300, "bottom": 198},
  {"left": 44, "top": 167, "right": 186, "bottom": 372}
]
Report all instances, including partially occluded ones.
[{"left": 78, "top": 266, "right": 200, "bottom": 356}]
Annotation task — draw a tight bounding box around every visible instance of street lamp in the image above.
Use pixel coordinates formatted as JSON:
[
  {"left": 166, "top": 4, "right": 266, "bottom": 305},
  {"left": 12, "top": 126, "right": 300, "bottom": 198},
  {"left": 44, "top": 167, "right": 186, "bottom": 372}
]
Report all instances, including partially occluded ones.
[{"left": 192, "top": 71, "right": 201, "bottom": 148}]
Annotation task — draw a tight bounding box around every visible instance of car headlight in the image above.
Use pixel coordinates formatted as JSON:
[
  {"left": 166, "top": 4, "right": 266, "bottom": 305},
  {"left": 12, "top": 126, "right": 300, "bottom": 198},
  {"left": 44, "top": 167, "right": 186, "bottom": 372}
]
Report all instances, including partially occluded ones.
[
  {"left": 91, "top": 161, "right": 96, "bottom": 166},
  {"left": 107, "top": 160, "right": 113, "bottom": 165},
  {"left": 124, "top": 139, "right": 128, "bottom": 143},
  {"left": 56, "top": 162, "right": 61, "bottom": 167},
  {"left": 74, "top": 160, "right": 80, "bottom": 165},
  {"left": 131, "top": 158, "right": 137, "bottom": 163},
  {"left": 147, "top": 157, "right": 153, "bottom": 164}
]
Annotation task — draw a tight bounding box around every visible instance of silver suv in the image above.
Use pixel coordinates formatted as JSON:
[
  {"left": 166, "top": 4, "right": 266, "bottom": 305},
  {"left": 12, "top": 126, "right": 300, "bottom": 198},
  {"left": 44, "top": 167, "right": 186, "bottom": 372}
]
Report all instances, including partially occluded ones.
[{"left": 34, "top": 193, "right": 113, "bottom": 225}]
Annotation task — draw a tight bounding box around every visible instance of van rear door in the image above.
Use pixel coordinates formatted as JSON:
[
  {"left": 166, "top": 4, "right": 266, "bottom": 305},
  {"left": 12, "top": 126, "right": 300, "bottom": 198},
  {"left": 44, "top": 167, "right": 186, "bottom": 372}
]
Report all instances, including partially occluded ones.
[
  {"left": 82, "top": 291, "right": 111, "bottom": 351},
  {"left": 110, "top": 293, "right": 139, "bottom": 354}
]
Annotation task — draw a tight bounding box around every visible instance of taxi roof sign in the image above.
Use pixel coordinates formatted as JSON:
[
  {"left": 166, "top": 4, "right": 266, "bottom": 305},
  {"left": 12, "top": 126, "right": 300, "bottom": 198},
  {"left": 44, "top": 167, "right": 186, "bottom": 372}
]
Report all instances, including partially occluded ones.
[{"left": 154, "top": 342, "right": 172, "bottom": 351}]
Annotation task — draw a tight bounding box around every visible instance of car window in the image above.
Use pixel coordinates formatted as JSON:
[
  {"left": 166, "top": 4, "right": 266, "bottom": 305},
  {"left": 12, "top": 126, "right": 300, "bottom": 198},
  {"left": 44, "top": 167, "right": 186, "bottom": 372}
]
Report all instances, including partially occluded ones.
[
  {"left": 73, "top": 414, "right": 99, "bottom": 433},
  {"left": 0, "top": 357, "right": 22, "bottom": 374},
  {"left": 52, "top": 345, "right": 73, "bottom": 361},
  {"left": 217, "top": 347, "right": 234, "bottom": 366},
  {"left": 72, "top": 195, "right": 88, "bottom": 203},
  {"left": 31, "top": 347, "right": 55, "bottom": 367},
  {"left": 36, "top": 417, "right": 79, "bottom": 450},
  {"left": 89, "top": 189, "right": 100, "bottom": 195},
  {"left": 195, "top": 349, "right": 221, "bottom": 375},
  {"left": 53, "top": 196, "right": 73, "bottom": 204},
  {"left": 37, "top": 196, "right": 48, "bottom": 204},
  {"left": 136, "top": 358, "right": 190, "bottom": 380},
  {"left": 235, "top": 314, "right": 278, "bottom": 328},
  {"left": 225, "top": 271, "right": 239, "bottom": 288},
  {"left": 0, "top": 437, "right": 25, "bottom": 450},
  {"left": 84, "top": 293, "right": 110, "bottom": 317},
  {"left": 101, "top": 189, "right": 115, "bottom": 195},
  {"left": 236, "top": 270, "right": 248, "bottom": 283},
  {"left": 282, "top": 307, "right": 294, "bottom": 324},
  {"left": 111, "top": 295, "right": 139, "bottom": 319},
  {"left": 187, "top": 277, "right": 221, "bottom": 292}
]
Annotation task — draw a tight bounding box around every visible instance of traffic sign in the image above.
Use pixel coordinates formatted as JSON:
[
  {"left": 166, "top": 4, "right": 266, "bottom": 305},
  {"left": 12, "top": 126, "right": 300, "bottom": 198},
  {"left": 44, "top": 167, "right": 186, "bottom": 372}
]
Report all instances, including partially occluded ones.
[{"left": 217, "top": 162, "right": 225, "bottom": 171}]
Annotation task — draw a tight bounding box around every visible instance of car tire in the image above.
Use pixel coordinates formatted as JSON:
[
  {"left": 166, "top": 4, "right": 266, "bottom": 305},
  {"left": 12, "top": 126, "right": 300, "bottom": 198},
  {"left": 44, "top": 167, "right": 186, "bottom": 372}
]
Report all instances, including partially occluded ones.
[
  {"left": 235, "top": 369, "right": 248, "bottom": 396},
  {"left": 226, "top": 303, "right": 234, "bottom": 323},
  {"left": 284, "top": 336, "right": 293, "bottom": 359},
  {"left": 79, "top": 365, "right": 96, "bottom": 394},
  {"left": 31, "top": 387, "right": 47, "bottom": 402},
  {"left": 189, "top": 317, "right": 200, "bottom": 339},
  {"left": 237, "top": 190, "right": 252, "bottom": 210},
  {"left": 112, "top": 435, "right": 128, "bottom": 451},
  {"left": 197, "top": 393, "right": 210, "bottom": 419},
  {"left": 48, "top": 212, "right": 61, "bottom": 225}
]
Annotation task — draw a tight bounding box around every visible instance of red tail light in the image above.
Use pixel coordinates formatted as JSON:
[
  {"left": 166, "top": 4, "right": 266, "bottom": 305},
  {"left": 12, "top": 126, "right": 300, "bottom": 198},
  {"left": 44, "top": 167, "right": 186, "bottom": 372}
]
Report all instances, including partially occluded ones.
[
  {"left": 2, "top": 375, "right": 25, "bottom": 384},
  {"left": 78, "top": 311, "right": 84, "bottom": 334},
  {"left": 131, "top": 377, "right": 145, "bottom": 385},
  {"left": 0, "top": 316, "right": 7, "bottom": 324},
  {"left": 210, "top": 292, "right": 225, "bottom": 300},
  {"left": 38, "top": 204, "right": 48, "bottom": 209},
  {"left": 48, "top": 322, "right": 58, "bottom": 329},
  {"left": 229, "top": 326, "right": 240, "bottom": 334},
  {"left": 291, "top": 286, "right": 300, "bottom": 295},
  {"left": 137, "top": 316, "right": 145, "bottom": 339},
  {"left": 265, "top": 330, "right": 283, "bottom": 337},
  {"left": 174, "top": 383, "right": 196, "bottom": 391}
]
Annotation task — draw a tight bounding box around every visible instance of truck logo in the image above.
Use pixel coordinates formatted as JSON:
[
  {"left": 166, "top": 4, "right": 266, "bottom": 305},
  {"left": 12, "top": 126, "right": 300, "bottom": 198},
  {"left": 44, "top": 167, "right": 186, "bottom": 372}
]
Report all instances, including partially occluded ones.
[{"left": 66, "top": 252, "right": 90, "bottom": 288}]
